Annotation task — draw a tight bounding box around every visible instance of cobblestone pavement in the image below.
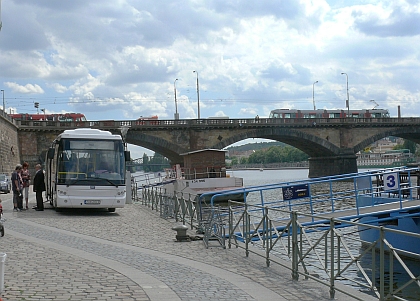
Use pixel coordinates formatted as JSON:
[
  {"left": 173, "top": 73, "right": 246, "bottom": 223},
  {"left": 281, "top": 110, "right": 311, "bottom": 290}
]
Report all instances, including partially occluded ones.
[{"left": 0, "top": 191, "right": 375, "bottom": 301}]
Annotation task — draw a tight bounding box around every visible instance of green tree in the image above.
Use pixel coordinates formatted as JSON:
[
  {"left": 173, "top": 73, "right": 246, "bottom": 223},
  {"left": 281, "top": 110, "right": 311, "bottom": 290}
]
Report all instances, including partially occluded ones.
[
  {"left": 248, "top": 150, "right": 265, "bottom": 164},
  {"left": 142, "top": 153, "right": 150, "bottom": 172},
  {"left": 403, "top": 139, "right": 417, "bottom": 155},
  {"left": 147, "top": 153, "right": 170, "bottom": 172},
  {"left": 140, "top": 153, "right": 170, "bottom": 172},
  {"left": 393, "top": 139, "right": 417, "bottom": 155},
  {"left": 248, "top": 146, "right": 309, "bottom": 164},
  {"left": 230, "top": 157, "right": 239, "bottom": 165}
]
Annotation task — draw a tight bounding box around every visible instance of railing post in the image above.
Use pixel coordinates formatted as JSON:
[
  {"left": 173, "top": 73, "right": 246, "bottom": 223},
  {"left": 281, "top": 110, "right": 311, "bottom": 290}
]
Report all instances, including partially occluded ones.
[
  {"left": 188, "top": 194, "right": 194, "bottom": 229},
  {"left": 389, "top": 247, "right": 394, "bottom": 298},
  {"left": 174, "top": 194, "right": 179, "bottom": 222},
  {"left": 291, "top": 211, "right": 299, "bottom": 280},
  {"left": 265, "top": 207, "right": 270, "bottom": 267},
  {"left": 152, "top": 187, "right": 156, "bottom": 209},
  {"left": 245, "top": 203, "right": 250, "bottom": 257},
  {"left": 228, "top": 204, "right": 232, "bottom": 249},
  {"left": 379, "top": 227, "right": 385, "bottom": 300},
  {"left": 329, "top": 219, "right": 335, "bottom": 299}
]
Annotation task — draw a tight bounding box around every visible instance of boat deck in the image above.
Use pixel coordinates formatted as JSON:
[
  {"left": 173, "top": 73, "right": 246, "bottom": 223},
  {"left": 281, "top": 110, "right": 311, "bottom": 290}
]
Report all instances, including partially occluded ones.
[{"left": 288, "top": 198, "right": 420, "bottom": 228}]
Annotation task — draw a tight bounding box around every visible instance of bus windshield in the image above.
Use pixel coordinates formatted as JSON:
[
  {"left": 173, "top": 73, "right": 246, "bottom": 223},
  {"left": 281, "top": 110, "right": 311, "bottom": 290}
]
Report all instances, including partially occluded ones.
[{"left": 57, "top": 139, "right": 125, "bottom": 185}]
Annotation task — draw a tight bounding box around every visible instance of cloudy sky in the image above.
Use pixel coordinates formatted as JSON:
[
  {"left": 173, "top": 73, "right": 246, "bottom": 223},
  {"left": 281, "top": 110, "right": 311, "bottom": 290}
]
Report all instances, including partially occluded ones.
[{"left": 1, "top": 0, "right": 420, "bottom": 157}]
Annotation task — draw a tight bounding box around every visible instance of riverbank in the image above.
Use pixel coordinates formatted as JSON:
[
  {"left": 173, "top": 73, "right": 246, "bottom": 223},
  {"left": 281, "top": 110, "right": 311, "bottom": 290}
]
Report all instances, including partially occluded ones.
[{"left": 230, "top": 167, "right": 309, "bottom": 170}]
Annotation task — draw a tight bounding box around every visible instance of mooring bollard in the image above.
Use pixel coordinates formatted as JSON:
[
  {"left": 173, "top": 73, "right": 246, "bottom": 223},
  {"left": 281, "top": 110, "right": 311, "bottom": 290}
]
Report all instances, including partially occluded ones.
[{"left": 172, "top": 224, "right": 190, "bottom": 242}]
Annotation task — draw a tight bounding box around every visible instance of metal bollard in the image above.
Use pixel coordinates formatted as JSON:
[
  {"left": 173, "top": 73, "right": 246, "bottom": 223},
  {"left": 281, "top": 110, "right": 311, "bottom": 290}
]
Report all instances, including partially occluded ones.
[{"left": 0, "top": 253, "right": 6, "bottom": 293}]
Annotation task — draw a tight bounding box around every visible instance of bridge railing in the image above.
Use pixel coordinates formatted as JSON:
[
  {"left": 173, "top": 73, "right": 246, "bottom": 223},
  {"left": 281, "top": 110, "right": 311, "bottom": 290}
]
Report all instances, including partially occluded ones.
[{"left": 14, "top": 117, "right": 420, "bottom": 130}]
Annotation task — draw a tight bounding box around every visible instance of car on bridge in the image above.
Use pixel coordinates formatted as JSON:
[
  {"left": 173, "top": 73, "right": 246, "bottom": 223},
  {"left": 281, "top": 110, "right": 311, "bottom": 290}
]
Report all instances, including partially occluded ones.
[{"left": 0, "top": 174, "right": 11, "bottom": 194}]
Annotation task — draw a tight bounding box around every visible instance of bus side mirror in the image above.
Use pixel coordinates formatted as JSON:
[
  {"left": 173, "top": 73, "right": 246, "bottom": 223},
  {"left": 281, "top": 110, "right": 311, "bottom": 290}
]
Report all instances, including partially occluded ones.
[
  {"left": 124, "top": 151, "right": 131, "bottom": 161},
  {"left": 47, "top": 148, "right": 55, "bottom": 159}
]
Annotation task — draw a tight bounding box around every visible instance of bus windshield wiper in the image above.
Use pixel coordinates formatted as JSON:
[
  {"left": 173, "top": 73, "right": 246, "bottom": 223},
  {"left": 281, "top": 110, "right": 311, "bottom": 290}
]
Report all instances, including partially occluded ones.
[
  {"left": 67, "top": 177, "right": 118, "bottom": 187},
  {"left": 67, "top": 178, "right": 92, "bottom": 186},
  {"left": 97, "top": 178, "right": 118, "bottom": 187}
]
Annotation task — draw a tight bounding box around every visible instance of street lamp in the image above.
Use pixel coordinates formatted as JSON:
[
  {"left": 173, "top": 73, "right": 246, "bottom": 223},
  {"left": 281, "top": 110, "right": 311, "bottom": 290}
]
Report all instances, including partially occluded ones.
[
  {"left": 193, "top": 70, "right": 200, "bottom": 119},
  {"left": 0, "top": 90, "right": 4, "bottom": 115},
  {"left": 312, "top": 81, "right": 318, "bottom": 110},
  {"left": 174, "top": 79, "right": 179, "bottom": 120},
  {"left": 341, "top": 72, "right": 349, "bottom": 116}
]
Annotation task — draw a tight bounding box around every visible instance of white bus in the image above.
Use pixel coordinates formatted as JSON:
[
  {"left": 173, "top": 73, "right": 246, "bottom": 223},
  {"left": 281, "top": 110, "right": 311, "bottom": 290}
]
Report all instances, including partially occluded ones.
[{"left": 45, "top": 128, "right": 130, "bottom": 212}]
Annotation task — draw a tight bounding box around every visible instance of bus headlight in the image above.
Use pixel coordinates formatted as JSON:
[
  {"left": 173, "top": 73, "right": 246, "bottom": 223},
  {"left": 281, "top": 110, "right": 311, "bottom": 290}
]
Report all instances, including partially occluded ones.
[{"left": 58, "top": 190, "right": 67, "bottom": 196}]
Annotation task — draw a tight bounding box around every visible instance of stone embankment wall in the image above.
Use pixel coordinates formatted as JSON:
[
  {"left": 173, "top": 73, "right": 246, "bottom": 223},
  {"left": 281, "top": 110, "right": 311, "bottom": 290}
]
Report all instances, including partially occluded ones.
[
  {"left": 0, "top": 115, "right": 21, "bottom": 174},
  {"left": 18, "top": 131, "right": 58, "bottom": 175},
  {"left": 0, "top": 115, "right": 58, "bottom": 176}
]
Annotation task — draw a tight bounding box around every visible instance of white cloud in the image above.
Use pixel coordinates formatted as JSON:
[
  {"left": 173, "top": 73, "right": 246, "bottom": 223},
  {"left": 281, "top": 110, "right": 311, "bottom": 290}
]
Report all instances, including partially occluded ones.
[
  {"left": 0, "top": 0, "right": 419, "bottom": 148},
  {"left": 48, "top": 83, "right": 68, "bottom": 93},
  {"left": 5, "top": 82, "right": 44, "bottom": 94}
]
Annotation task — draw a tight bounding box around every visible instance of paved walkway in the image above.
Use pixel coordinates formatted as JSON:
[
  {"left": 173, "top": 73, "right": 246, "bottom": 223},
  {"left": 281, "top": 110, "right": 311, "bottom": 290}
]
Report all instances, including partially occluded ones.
[{"left": 0, "top": 191, "right": 375, "bottom": 301}]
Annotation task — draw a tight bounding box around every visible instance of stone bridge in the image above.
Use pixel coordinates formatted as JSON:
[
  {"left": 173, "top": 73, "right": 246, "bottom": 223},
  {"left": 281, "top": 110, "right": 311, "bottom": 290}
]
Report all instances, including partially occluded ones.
[{"left": 14, "top": 117, "right": 420, "bottom": 178}]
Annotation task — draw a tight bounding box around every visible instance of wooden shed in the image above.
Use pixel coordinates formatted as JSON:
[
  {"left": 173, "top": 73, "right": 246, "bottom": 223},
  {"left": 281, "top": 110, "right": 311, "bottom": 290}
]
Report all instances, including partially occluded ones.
[{"left": 180, "top": 149, "right": 227, "bottom": 180}]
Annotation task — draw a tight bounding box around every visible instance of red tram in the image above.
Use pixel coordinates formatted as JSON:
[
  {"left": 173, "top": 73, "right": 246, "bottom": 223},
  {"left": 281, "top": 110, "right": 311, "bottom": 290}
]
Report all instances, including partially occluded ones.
[
  {"left": 269, "top": 109, "right": 390, "bottom": 119},
  {"left": 136, "top": 115, "right": 159, "bottom": 125},
  {"left": 9, "top": 113, "right": 87, "bottom": 122}
]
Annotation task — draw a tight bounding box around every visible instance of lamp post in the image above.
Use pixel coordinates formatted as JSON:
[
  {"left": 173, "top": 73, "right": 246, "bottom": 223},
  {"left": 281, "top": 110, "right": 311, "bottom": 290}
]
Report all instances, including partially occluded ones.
[
  {"left": 312, "top": 81, "right": 318, "bottom": 110},
  {"left": 341, "top": 72, "right": 349, "bottom": 116},
  {"left": 174, "top": 79, "right": 179, "bottom": 120},
  {"left": 193, "top": 70, "right": 200, "bottom": 119},
  {"left": 0, "top": 90, "right": 4, "bottom": 115}
]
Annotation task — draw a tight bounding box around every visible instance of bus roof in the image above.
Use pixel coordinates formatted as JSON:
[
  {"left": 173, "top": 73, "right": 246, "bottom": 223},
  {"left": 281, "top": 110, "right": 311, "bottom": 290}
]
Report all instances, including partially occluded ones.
[{"left": 58, "top": 128, "right": 122, "bottom": 140}]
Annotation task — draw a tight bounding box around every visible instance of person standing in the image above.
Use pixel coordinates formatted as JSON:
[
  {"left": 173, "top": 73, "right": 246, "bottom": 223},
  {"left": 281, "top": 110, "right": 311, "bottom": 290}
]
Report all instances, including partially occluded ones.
[
  {"left": 33, "top": 164, "right": 46, "bottom": 211},
  {"left": 21, "top": 162, "right": 31, "bottom": 210},
  {"left": 11, "top": 164, "right": 23, "bottom": 211}
]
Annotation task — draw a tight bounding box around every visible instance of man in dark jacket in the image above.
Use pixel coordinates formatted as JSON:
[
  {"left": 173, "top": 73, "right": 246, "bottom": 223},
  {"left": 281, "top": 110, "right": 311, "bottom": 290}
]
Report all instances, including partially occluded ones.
[{"left": 33, "top": 164, "right": 46, "bottom": 211}]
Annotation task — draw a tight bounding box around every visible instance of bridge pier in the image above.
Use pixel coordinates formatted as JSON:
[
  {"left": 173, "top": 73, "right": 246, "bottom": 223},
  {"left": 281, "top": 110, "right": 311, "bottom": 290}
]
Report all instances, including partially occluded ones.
[{"left": 308, "top": 154, "right": 358, "bottom": 178}]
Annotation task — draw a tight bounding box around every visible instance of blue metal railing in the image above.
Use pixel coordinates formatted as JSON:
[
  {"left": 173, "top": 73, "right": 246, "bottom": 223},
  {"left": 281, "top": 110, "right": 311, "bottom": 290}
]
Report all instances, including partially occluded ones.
[{"left": 204, "top": 166, "right": 420, "bottom": 225}]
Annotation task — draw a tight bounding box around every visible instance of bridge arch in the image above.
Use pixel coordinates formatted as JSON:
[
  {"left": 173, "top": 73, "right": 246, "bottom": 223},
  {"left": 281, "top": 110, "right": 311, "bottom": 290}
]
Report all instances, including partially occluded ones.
[
  {"left": 353, "top": 127, "right": 420, "bottom": 154},
  {"left": 212, "top": 127, "right": 342, "bottom": 157},
  {"left": 126, "top": 132, "right": 185, "bottom": 164}
]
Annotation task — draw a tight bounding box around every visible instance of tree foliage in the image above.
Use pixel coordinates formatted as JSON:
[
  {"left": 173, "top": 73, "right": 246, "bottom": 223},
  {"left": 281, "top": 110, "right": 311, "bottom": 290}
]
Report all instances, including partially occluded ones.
[
  {"left": 247, "top": 146, "right": 309, "bottom": 164},
  {"left": 393, "top": 139, "right": 417, "bottom": 155},
  {"left": 142, "top": 153, "right": 171, "bottom": 172}
]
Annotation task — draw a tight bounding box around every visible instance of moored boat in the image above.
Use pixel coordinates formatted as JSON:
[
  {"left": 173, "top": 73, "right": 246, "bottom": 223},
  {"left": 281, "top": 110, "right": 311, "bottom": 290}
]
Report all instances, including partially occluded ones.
[
  {"left": 356, "top": 169, "right": 420, "bottom": 257},
  {"left": 162, "top": 149, "right": 246, "bottom": 203}
]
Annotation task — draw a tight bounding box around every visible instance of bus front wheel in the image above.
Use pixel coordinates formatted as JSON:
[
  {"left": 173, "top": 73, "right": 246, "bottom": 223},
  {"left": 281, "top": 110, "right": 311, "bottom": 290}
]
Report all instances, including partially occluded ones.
[{"left": 108, "top": 208, "right": 116, "bottom": 212}]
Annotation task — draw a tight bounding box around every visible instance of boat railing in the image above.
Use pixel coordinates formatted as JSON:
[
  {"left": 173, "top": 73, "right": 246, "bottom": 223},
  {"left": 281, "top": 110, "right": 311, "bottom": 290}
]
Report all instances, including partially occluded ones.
[
  {"left": 164, "top": 165, "right": 228, "bottom": 180},
  {"left": 229, "top": 167, "right": 419, "bottom": 221},
  {"left": 184, "top": 169, "right": 222, "bottom": 179}
]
